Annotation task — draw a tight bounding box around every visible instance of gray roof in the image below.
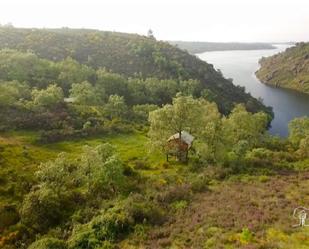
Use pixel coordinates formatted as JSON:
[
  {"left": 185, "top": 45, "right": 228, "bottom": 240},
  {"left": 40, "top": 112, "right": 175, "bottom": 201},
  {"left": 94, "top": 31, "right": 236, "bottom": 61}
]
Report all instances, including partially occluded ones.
[{"left": 167, "top": 131, "right": 194, "bottom": 147}]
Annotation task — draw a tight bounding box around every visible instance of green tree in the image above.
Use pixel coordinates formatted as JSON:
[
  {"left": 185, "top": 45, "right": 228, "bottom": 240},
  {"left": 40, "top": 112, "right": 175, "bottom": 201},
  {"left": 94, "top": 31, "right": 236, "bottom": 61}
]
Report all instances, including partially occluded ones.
[
  {"left": 0, "top": 49, "right": 57, "bottom": 88},
  {"left": 201, "top": 89, "right": 217, "bottom": 102},
  {"left": 195, "top": 114, "right": 223, "bottom": 163},
  {"left": 132, "top": 104, "right": 158, "bottom": 122},
  {"left": 148, "top": 94, "right": 220, "bottom": 152},
  {"left": 96, "top": 69, "right": 128, "bottom": 100},
  {"left": 0, "top": 80, "right": 30, "bottom": 107},
  {"left": 222, "top": 105, "right": 268, "bottom": 148},
  {"left": 56, "top": 57, "right": 95, "bottom": 94},
  {"left": 80, "top": 144, "right": 124, "bottom": 195},
  {"left": 35, "top": 153, "right": 80, "bottom": 194},
  {"left": 31, "top": 84, "right": 64, "bottom": 108},
  {"left": 105, "top": 95, "right": 127, "bottom": 120},
  {"left": 35, "top": 144, "right": 124, "bottom": 197},
  {"left": 178, "top": 79, "right": 201, "bottom": 97},
  {"left": 145, "top": 78, "right": 178, "bottom": 105},
  {"left": 69, "top": 81, "right": 100, "bottom": 105},
  {"left": 288, "top": 117, "right": 309, "bottom": 148},
  {"left": 127, "top": 78, "right": 149, "bottom": 105}
]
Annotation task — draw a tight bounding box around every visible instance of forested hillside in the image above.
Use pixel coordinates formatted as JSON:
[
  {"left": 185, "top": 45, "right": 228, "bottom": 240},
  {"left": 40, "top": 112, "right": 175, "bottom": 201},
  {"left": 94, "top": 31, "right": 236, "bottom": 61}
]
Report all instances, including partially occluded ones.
[
  {"left": 169, "top": 41, "right": 275, "bottom": 53},
  {"left": 0, "top": 26, "right": 271, "bottom": 115},
  {"left": 256, "top": 42, "right": 309, "bottom": 94},
  {"left": 1, "top": 26, "right": 308, "bottom": 249}
]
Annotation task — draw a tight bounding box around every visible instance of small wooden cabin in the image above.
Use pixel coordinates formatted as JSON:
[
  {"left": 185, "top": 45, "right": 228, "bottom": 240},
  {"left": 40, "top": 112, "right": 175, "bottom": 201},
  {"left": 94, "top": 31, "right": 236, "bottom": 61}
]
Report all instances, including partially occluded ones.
[{"left": 166, "top": 131, "right": 194, "bottom": 162}]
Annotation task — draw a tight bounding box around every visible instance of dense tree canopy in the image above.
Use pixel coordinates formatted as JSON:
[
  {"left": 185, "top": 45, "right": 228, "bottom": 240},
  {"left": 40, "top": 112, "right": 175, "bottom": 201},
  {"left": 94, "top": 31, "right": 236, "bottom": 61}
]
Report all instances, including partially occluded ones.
[
  {"left": 148, "top": 94, "right": 221, "bottom": 151},
  {"left": 0, "top": 49, "right": 56, "bottom": 88},
  {"left": 0, "top": 80, "right": 30, "bottom": 107},
  {"left": 0, "top": 26, "right": 273, "bottom": 115},
  {"left": 149, "top": 96, "right": 270, "bottom": 164}
]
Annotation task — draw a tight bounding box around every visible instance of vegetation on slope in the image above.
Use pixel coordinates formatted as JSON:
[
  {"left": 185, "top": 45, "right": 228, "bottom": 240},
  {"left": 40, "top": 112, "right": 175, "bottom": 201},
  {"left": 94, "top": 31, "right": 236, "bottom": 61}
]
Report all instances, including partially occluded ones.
[
  {"left": 169, "top": 41, "right": 275, "bottom": 53},
  {"left": 0, "top": 26, "right": 272, "bottom": 115},
  {"left": 0, "top": 26, "right": 308, "bottom": 249},
  {"left": 256, "top": 42, "right": 309, "bottom": 94},
  {"left": 135, "top": 172, "right": 309, "bottom": 249},
  {"left": 0, "top": 95, "right": 308, "bottom": 249}
]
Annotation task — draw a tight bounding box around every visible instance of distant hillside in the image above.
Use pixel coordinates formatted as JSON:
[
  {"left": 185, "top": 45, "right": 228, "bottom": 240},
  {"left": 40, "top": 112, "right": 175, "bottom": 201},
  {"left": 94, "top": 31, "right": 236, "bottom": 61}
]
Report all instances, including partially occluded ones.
[
  {"left": 256, "top": 42, "right": 309, "bottom": 94},
  {"left": 0, "top": 27, "right": 272, "bottom": 115},
  {"left": 169, "top": 41, "right": 275, "bottom": 54}
]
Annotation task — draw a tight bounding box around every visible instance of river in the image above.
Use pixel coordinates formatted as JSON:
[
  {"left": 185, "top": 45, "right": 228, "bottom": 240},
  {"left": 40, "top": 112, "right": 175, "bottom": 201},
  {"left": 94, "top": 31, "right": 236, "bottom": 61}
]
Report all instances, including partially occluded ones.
[{"left": 197, "top": 45, "right": 309, "bottom": 137}]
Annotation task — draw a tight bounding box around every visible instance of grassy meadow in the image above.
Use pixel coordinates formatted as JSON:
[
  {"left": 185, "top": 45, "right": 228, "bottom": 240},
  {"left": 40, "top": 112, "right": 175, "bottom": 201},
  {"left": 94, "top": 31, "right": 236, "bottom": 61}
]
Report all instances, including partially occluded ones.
[{"left": 2, "top": 130, "right": 309, "bottom": 249}]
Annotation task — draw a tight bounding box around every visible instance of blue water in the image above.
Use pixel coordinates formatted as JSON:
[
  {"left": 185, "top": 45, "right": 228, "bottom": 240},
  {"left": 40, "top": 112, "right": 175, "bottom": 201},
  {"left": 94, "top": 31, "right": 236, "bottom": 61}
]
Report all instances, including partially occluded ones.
[{"left": 197, "top": 45, "right": 309, "bottom": 137}]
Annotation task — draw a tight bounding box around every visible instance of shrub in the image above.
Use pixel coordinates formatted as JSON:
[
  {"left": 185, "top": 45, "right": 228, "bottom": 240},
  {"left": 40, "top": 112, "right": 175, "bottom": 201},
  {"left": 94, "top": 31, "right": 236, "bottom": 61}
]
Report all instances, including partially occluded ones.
[
  {"left": 170, "top": 200, "right": 188, "bottom": 213},
  {"left": 258, "top": 175, "right": 270, "bottom": 183},
  {"left": 69, "top": 197, "right": 161, "bottom": 248},
  {"left": 0, "top": 205, "right": 19, "bottom": 230},
  {"left": 288, "top": 117, "right": 309, "bottom": 147},
  {"left": 244, "top": 148, "right": 273, "bottom": 167},
  {"left": 292, "top": 159, "right": 309, "bottom": 171},
  {"left": 90, "top": 207, "right": 134, "bottom": 241},
  {"left": 28, "top": 238, "right": 67, "bottom": 249},
  {"left": 71, "top": 208, "right": 98, "bottom": 224},
  {"left": 245, "top": 148, "right": 296, "bottom": 169},
  {"left": 204, "top": 166, "right": 233, "bottom": 180},
  {"left": 39, "top": 128, "right": 76, "bottom": 143},
  {"left": 133, "top": 224, "right": 148, "bottom": 240},
  {"left": 261, "top": 134, "right": 288, "bottom": 151},
  {"left": 297, "top": 136, "right": 309, "bottom": 159},
  {"left": 190, "top": 173, "right": 210, "bottom": 192},
  {"left": 223, "top": 151, "right": 244, "bottom": 171},
  {"left": 156, "top": 184, "right": 191, "bottom": 204},
  {"left": 122, "top": 165, "right": 138, "bottom": 177},
  {"left": 133, "top": 160, "right": 151, "bottom": 170},
  {"left": 160, "top": 162, "right": 170, "bottom": 169},
  {"left": 68, "top": 226, "right": 100, "bottom": 249},
  {"left": 0, "top": 223, "right": 33, "bottom": 248},
  {"left": 20, "top": 187, "right": 62, "bottom": 232},
  {"left": 239, "top": 227, "right": 254, "bottom": 244},
  {"left": 125, "top": 194, "right": 166, "bottom": 225},
  {"left": 132, "top": 104, "right": 158, "bottom": 122},
  {"left": 98, "top": 241, "right": 115, "bottom": 249}
]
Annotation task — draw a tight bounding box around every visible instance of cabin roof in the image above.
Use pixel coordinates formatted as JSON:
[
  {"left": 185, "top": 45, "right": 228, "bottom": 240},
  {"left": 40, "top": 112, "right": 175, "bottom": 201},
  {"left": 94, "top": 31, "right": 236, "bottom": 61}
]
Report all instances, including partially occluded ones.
[{"left": 167, "top": 131, "right": 194, "bottom": 147}]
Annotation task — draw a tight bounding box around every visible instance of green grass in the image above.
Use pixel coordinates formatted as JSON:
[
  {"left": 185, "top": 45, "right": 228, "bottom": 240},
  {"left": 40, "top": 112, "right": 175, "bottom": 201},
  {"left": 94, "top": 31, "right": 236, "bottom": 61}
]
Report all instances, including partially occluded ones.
[
  {"left": 42, "top": 132, "right": 166, "bottom": 166},
  {"left": 0, "top": 132, "right": 57, "bottom": 205},
  {"left": 0, "top": 131, "right": 171, "bottom": 206}
]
